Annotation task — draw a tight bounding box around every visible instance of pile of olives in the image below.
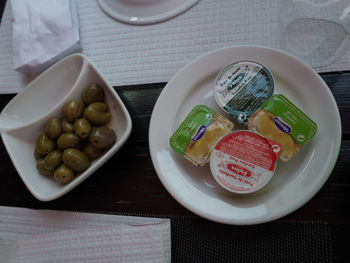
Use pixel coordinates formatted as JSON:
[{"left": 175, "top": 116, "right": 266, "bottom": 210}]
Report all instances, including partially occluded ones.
[{"left": 35, "top": 84, "right": 116, "bottom": 184}]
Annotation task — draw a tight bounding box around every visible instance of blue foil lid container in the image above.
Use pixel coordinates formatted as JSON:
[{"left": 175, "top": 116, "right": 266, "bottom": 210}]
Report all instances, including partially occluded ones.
[{"left": 214, "top": 61, "right": 274, "bottom": 124}]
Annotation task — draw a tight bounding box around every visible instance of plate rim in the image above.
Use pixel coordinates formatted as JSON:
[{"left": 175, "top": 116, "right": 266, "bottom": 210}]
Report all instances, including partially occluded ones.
[
  {"left": 149, "top": 44, "right": 342, "bottom": 225},
  {"left": 97, "top": 0, "right": 200, "bottom": 25}
]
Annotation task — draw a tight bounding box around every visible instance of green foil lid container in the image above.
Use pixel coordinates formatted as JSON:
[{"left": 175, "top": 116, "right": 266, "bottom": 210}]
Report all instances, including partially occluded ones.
[{"left": 169, "top": 105, "right": 234, "bottom": 166}]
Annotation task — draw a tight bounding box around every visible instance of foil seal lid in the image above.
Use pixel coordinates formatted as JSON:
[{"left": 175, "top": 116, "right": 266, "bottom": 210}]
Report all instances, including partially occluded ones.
[
  {"left": 210, "top": 130, "right": 281, "bottom": 194},
  {"left": 214, "top": 61, "right": 274, "bottom": 124}
]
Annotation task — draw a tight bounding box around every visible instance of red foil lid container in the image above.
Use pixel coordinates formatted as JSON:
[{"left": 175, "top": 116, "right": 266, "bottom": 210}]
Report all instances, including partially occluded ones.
[{"left": 210, "top": 130, "right": 281, "bottom": 194}]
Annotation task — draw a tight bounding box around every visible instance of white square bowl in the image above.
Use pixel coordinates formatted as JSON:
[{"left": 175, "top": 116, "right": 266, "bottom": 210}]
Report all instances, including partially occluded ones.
[{"left": 0, "top": 53, "right": 132, "bottom": 201}]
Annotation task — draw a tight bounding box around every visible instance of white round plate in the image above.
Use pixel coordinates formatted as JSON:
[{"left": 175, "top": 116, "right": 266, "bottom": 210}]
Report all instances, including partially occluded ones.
[
  {"left": 149, "top": 45, "right": 341, "bottom": 225},
  {"left": 97, "top": 0, "right": 200, "bottom": 25}
]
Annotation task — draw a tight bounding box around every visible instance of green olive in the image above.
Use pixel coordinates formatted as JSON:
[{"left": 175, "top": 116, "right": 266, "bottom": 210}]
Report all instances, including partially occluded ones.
[
  {"left": 34, "top": 149, "right": 45, "bottom": 160},
  {"left": 45, "top": 117, "right": 62, "bottom": 139},
  {"left": 74, "top": 118, "right": 91, "bottom": 140},
  {"left": 84, "top": 102, "right": 111, "bottom": 125},
  {"left": 83, "top": 84, "right": 105, "bottom": 105},
  {"left": 62, "top": 119, "right": 75, "bottom": 133},
  {"left": 57, "top": 133, "right": 80, "bottom": 150},
  {"left": 82, "top": 142, "right": 104, "bottom": 160},
  {"left": 36, "top": 159, "right": 54, "bottom": 176},
  {"left": 54, "top": 164, "right": 75, "bottom": 184},
  {"left": 36, "top": 133, "right": 56, "bottom": 155},
  {"left": 89, "top": 126, "right": 116, "bottom": 149},
  {"left": 62, "top": 148, "right": 90, "bottom": 172},
  {"left": 44, "top": 150, "right": 62, "bottom": 171},
  {"left": 63, "top": 99, "right": 84, "bottom": 122}
]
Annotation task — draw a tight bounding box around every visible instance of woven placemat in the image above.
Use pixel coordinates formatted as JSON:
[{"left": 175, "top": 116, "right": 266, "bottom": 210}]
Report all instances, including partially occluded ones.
[{"left": 171, "top": 218, "right": 335, "bottom": 263}]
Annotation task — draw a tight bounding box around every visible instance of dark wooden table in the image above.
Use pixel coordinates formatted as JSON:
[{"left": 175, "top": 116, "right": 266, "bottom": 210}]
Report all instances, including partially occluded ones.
[
  {"left": 1, "top": 79, "right": 349, "bottom": 220},
  {"left": 1, "top": 2, "right": 349, "bottom": 262}
]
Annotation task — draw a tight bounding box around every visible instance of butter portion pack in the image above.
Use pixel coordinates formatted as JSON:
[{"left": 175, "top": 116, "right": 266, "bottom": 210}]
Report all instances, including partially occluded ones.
[
  {"left": 214, "top": 61, "right": 274, "bottom": 124},
  {"left": 170, "top": 105, "right": 234, "bottom": 166},
  {"left": 248, "top": 94, "right": 317, "bottom": 161}
]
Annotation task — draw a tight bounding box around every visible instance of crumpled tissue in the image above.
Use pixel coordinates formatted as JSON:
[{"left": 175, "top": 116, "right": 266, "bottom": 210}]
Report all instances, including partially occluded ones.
[{"left": 10, "top": 0, "right": 81, "bottom": 74}]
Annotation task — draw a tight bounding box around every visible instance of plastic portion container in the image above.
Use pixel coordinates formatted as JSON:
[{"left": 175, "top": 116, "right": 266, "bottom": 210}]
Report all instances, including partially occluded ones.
[
  {"left": 248, "top": 94, "right": 317, "bottom": 161},
  {"left": 169, "top": 105, "right": 234, "bottom": 166},
  {"left": 210, "top": 130, "right": 281, "bottom": 194},
  {"left": 214, "top": 61, "right": 274, "bottom": 124}
]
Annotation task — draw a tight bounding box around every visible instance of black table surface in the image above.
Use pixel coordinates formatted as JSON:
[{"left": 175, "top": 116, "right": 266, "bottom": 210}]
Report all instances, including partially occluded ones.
[{"left": 1, "top": 2, "right": 350, "bottom": 262}]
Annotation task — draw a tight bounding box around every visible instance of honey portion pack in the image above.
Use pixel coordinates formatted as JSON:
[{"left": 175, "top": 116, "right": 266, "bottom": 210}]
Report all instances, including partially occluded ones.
[
  {"left": 248, "top": 94, "right": 317, "bottom": 161},
  {"left": 169, "top": 105, "right": 234, "bottom": 166}
]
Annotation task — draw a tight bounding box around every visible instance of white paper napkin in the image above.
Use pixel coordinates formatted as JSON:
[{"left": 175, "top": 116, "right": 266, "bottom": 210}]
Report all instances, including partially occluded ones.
[
  {"left": 1, "top": 0, "right": 350, "bottom": 94},
  {"left": 10, "top": 0, "right": 80, "bottom": 74},
  {"left": 0, "top": 206, "right": 171, "bottom": 263}
]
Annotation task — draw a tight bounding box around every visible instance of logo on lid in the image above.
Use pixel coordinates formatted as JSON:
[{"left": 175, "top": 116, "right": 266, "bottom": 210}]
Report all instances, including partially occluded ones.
[
  {"left": 226, "top": 73, "right": 245, "bottom": 91},
  {"left": 192, "top": 125, "right": 206, "bottom": 142},
  {"left": 273, "top": 117, "right": 292, "bottom": 134},
  {"left": 227, "top": 163, "right": 251, "bottom": 178},
  {"left": 217, "top": 161, "right": 261, "bottom": 183}
]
